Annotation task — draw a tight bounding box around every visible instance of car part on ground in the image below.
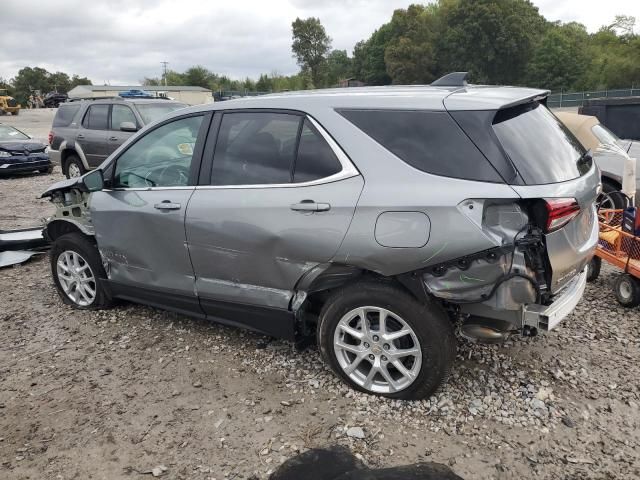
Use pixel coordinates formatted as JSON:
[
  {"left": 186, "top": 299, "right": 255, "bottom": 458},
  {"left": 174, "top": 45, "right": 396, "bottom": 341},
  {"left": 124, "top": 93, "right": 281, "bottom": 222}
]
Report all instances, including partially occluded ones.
[
  {"left": 42, "top": 75, "right": 599, "bottom": 398},
  {"left": 48, "top": 98, "right": 187, "bottom": 178},
  {"left": 0, "top": 227, "right": 49, "bottom": 268}
]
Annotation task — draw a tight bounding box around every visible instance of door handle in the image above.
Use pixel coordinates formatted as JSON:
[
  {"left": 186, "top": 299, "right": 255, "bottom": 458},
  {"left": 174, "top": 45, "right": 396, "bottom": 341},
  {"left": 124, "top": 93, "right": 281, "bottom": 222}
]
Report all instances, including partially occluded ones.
[
  {"left": 108, "top": 136, "right": 118, "bottom": 141},
  {"left": 290, "top": 201, "right": 331, "bottom": 212},
  {"left": 154, "top": 201, "right": 181, "bottom": 210},
  {"left": 76, "top": 134, "right": 85, "bottom": 139}
]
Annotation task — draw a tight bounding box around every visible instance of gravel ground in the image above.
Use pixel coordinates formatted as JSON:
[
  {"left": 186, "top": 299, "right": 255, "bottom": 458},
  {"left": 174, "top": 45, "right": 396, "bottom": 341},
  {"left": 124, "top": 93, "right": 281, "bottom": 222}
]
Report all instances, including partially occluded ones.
[{"left": 1, "top": 112, "right": 639, "bottom": 479}]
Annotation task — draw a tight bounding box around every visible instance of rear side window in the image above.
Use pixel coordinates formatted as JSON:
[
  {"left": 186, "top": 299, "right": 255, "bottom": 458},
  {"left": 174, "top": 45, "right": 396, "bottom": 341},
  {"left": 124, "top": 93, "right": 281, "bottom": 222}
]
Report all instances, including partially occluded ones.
[
  {"left": 53, "top": 104, "right": 80, "bottom": 127},
  {"left": 82, "top": 105, "right": 109, "bottom": 130},
  {"left": 338, "top": 109, "right": 501, "bottom": 182},
  {"left": 212, "top": 112, "right": 300, "bottom": 185},
  {"left": 294, "top": 119, "right": 342, "bottom": 182},
  {"left": 493, "top": 103, "right": 590, "bottom": 184}
]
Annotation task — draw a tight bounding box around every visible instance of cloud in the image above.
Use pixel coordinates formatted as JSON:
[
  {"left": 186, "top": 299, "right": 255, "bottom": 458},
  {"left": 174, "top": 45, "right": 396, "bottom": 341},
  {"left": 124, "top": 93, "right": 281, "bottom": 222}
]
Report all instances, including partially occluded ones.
[{"left": 1, "top": 0, "right": 638, "bottom": 85}]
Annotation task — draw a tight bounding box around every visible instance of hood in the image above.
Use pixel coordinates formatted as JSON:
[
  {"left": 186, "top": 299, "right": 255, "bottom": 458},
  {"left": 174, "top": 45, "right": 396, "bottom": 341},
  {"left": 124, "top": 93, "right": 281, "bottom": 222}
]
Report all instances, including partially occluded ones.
[
  {"left": 0, "top": 139, "right": 46, "bottom": 152},
  {"left": 41, "top": 176, "right": 85, "bottom": 198}
]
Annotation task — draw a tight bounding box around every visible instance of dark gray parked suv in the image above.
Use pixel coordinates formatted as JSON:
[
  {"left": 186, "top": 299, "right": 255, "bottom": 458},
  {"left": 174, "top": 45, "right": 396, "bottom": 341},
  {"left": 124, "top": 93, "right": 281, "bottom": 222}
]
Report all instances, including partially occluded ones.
[
  {"left": 48, "top": 98, "right": 186, "bottom": 178},
  {"left": 42, "top": 74, "right": 599, "bottom": 399}
]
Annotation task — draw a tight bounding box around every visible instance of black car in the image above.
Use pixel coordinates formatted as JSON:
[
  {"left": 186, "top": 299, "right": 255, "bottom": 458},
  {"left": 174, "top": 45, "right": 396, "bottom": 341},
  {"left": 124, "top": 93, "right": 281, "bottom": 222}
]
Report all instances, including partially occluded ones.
[
  {"left": 0, "top": 123, "right": 52, "bottom": 175},
  {"left": 44, "top": 92, "right": 68, "bottom": 108}
]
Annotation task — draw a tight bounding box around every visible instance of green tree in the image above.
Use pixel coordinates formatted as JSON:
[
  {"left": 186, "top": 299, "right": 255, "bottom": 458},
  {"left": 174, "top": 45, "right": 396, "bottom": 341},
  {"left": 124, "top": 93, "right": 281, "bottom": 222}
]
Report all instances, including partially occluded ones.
[
  {"left": 436, "top": 0, "right": 546, "bottom": 85},
  {"left": 291, "top": 17, "right": 332, "bottom": 87},
  {"left": 183, "top": 65, "right": 212, "bottom": 88},
  {"left": 352, "top": 23, "right": 394, "bottom": 85},
  {"left": 527, "top": 22, "right": 590, "bottom": 91},
  {"left": 326, "top": 49, "right": 352, "bottom": 86},
  {"left": 384, "top": 4, "right": 441, "bottom": 84}
]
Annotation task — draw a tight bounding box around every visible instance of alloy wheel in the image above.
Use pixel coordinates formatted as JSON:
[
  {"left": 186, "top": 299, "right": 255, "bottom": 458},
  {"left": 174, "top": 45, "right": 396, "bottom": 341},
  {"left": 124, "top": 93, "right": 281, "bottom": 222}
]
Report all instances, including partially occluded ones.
[
  {"left": 68, "top": 163, "right": 82, "bottom": 178},
  {"left": 333, "top": 306, "right": 422, "bottom": 394},
  {"left": 56, "top": 250, "right": 96, "bottom": 306}
]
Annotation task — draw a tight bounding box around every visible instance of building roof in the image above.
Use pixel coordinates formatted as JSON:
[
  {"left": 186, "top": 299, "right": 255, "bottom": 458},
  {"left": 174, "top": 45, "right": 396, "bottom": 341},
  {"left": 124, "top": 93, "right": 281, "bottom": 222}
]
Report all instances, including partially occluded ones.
[{"left": 69, "top": 85, "right": 211, "bottom": 93}]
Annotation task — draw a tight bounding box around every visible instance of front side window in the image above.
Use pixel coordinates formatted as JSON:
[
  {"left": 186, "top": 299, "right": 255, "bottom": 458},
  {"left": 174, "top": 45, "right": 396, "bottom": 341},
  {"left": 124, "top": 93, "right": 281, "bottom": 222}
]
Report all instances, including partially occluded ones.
[
  {"left": 211, "top": 112, "right": 300, "bottom": 185},
  {"left": 82, "top": 105, "right": 109, "bottom": 130},
  {"left": 113, "top": 115, "right": 203, "bottom": 188},
  {"left": 111, "top": 105, "right": 137, "bottom": 130}
]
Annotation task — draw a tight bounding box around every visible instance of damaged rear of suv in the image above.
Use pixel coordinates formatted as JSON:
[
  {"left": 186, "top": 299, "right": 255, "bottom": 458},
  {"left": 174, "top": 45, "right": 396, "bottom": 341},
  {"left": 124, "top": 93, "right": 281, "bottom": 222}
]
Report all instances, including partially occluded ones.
[{"left": 42, "top": 73, "right": 599, "bottom": 399}]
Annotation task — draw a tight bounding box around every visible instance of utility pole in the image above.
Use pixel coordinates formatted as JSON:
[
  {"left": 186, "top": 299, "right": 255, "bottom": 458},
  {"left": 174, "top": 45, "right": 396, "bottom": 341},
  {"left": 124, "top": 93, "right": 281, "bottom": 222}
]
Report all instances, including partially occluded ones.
[{"left": 161, "top": 61, "right": 169, "bottom": 86}]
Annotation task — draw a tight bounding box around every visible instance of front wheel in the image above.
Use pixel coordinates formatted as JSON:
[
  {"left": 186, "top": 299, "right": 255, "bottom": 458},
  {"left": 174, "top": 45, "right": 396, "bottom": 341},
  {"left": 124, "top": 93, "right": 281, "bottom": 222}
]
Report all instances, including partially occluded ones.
[
  {"left": 50, "top": 232, "right": 112, "bottom": 309},
  {"left": 317, "top": 281, "right": 456, "bottom": 400},
  {"left": 586, "top": 256, "right": 602, "bottom": 282}
]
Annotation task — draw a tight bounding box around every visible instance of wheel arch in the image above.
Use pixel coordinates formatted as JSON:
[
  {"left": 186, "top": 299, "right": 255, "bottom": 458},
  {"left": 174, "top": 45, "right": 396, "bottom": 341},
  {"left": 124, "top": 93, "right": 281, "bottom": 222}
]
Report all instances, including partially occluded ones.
[
  {"left": 60, "top": 142, "right": 90, "bottom": 170},
  {"left": 45, "top": 219, "right": 95, "bottom": 242}
]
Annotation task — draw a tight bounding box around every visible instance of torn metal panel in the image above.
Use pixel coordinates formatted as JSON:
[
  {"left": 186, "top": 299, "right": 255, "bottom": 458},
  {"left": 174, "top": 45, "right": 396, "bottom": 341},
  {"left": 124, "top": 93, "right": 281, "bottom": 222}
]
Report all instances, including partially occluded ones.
[
  {"left": 0, "top": 227, "right": 48, "bottom": 251},
  {"left": 0, "top": 250, "right": 42, "bottom": 268}
]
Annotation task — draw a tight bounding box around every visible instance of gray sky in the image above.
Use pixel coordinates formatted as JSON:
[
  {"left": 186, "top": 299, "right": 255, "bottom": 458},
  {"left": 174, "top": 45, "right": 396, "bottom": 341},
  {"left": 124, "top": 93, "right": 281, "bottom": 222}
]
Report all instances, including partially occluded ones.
[{"left": 1, "top": 0, "right": 638, "bottom": 85}]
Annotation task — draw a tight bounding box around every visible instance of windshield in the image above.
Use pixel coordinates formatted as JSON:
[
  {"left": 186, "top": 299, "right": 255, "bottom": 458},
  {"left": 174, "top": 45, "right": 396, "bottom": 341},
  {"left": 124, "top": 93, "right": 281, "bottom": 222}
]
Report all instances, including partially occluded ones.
[
  {"left": 135, "top": 102, "right": 187, "bottom": 124},
  {"left": 0, "top": 124, "right": 29, "bottom": 141},
  {"left": 493, "top": 102, "right": 590, "bottom": 185}
]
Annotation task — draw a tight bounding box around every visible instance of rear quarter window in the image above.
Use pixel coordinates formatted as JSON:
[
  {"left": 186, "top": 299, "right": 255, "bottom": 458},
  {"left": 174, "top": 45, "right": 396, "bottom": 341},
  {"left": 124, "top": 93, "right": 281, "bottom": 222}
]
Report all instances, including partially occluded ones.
[
  {"left": 53, "top": 104, "right": 80, "bottom": 127},
  {"left": 337, "top": 109, "right": 502, "bottom": 182}
]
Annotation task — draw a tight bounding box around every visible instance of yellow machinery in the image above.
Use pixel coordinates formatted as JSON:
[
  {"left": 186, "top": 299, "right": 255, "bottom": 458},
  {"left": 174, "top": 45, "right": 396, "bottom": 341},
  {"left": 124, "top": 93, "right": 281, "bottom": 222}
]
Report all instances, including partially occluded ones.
[{"left": 0, "top": 89, "right": 21, "bottom": 115}]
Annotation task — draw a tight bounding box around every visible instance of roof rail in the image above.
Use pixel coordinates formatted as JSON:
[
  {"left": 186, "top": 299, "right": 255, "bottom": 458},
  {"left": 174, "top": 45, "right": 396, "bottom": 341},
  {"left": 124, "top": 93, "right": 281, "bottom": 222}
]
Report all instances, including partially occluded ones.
[
  {"left": 430, "top": 72, "right": 469, "bottom": 87},
  {"left": 67, "top": 96, "right": 126, "bottom": 102}
]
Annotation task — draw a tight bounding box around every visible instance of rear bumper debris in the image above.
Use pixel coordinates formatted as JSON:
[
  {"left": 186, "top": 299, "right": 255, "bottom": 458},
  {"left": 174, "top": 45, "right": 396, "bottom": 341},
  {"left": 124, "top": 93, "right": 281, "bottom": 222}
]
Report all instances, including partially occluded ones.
[{"left": 523, "top": 268, "right": 587, "bottom": 331}]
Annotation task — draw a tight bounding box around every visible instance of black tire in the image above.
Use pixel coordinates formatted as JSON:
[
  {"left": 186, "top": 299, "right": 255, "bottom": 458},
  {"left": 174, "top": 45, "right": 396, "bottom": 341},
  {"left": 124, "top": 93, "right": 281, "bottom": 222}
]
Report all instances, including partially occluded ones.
[
  {"left": 40, "top": 165, "right": 54, "bottom": 174},
  {"left": 50, "top": 232, "right": 112, "bottom": 309},
  {"left": 614, "top": 274, "right": 640, "bottom": 308},
  {"left": 586, "top": 256, "right": 602, "bottom": 282},
  {"left": 12, "top": 110, "right": 19, "bottom": 116},
  {"left": 601, "top": 181, "right": 628, "bottom": 210},
  {"left": 317, "top": 281, "right": 456, "bottom": 400},
  {"left": 64, "top": 154, "right": 85, "bottom": 179}
]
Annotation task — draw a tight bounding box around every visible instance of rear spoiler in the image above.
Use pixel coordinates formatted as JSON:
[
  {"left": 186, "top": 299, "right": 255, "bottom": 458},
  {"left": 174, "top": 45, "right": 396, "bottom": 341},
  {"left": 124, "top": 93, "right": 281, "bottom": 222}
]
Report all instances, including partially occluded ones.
[{"left": 443, "top": 87, "right": 551, "bottom": 112}]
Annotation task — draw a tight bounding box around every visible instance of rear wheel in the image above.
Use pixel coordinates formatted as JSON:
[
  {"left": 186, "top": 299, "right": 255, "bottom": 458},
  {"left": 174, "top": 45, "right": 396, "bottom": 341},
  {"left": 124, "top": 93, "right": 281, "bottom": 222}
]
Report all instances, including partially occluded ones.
[
  {"left": 64, "top": 154, "right": 85, "bottom": 178},
  {"left": 317, "top": 281, "right": 456, "bottom": 400},
  {"left": 614, "top": 274, "right": 640, "bottom": 308},
  {"left": 600, "top": 181, "right": 628, "bottom": 210},
  {"left": 50, "top": 232, "right": 112, "bottom": 309},
  {"left": 586, "top": 256, "right": 602, "bottom": 282},
  {"left": 12, "top": 110, "right": 19, "bottom": 116}
]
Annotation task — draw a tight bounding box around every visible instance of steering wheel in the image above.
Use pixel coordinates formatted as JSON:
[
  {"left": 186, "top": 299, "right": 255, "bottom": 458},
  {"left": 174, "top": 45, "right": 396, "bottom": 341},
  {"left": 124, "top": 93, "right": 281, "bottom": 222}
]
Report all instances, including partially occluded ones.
[{"left": 157, "top": 164, "right": 190, "bottom": 186}]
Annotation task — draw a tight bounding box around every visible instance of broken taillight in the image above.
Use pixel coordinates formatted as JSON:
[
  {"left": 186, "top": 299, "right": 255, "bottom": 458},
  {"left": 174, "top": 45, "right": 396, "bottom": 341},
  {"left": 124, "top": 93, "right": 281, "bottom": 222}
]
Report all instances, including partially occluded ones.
[
  {"left": 48, "top": 131, "right": 53, "bottom": 145},
  {"left": 545, "top": 198, "right": 580, "bottom": 232}
]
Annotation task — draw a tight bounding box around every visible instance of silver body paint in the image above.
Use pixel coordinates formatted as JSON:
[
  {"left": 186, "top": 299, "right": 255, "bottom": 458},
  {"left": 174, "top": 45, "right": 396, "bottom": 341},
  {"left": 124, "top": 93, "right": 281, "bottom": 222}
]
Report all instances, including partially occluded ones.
[{"left": 42, "top": 84, "right": 599, "bottom": 338}]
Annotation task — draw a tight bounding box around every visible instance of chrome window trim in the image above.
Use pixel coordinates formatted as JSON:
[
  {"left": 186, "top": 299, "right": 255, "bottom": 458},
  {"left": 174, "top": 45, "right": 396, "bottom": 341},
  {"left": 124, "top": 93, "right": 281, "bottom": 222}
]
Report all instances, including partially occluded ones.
[
  {"left": 106, "top": 114, "right": 360, "bottom": 192},
  {"left": 196, "top": 114, "right": 360, "bottom": 190}
]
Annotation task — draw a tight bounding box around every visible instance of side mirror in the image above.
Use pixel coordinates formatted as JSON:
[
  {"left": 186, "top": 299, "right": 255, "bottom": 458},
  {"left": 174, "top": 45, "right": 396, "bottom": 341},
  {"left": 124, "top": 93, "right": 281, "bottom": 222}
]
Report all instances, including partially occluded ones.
[
  {"left": 120, "top": 121, "right": 138, "bottom": 132},
  {"left": 82, "top": 169, "right": 104, "bottom": 192}
]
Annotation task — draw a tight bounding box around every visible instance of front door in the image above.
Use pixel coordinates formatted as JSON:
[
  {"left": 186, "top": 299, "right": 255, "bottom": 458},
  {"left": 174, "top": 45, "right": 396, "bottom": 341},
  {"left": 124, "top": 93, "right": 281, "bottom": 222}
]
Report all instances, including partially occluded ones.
[
  {"left": 186, "top": 111, "right": 363, "bottom": 333},
  {"left": 107, "top": 103, "right": 138, "bottom": 154},
  {"left": 77, "top": 104, "right": 109, "bottom": 167},
  {"left": 91, "top": 113, "right": 210, "bottom": 315}
]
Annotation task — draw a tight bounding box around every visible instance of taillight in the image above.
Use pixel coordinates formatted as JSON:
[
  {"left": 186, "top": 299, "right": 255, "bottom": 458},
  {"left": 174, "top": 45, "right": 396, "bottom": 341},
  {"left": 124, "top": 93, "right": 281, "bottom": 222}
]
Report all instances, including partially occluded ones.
[
  {"left": 48, "top": 131, "right": 53, "bottom": 145},
  {"left": 545, "top": 198, "right": 580, "bottom": 232}
]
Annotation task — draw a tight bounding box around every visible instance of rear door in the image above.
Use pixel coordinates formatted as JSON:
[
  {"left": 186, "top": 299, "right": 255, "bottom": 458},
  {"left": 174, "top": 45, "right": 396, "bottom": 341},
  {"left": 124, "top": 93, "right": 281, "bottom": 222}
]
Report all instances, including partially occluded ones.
[
  {"left": 107, "top": 103, "right": 138, "bottom": 154},
  {"left": 185, "top": 110, "right": 363, "bottom": 332},
  {"left": 77, "top": 104, "right": 110, "bottom": 167}
]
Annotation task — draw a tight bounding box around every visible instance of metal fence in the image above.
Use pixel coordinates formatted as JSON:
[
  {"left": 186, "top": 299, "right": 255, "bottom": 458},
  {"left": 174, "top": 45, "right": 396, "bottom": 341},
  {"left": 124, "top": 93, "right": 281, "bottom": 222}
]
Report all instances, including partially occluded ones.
[{"left": 548, "top": 88, "right": 640, "bottom": 108}]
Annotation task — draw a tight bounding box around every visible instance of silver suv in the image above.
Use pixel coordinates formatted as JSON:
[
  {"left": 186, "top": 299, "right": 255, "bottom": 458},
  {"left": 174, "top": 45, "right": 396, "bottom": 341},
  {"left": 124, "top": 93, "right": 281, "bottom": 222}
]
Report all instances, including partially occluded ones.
[
  {"left": 48, "top": 98, "right": 186, "bottom": 178},
  {"left": 42, "top": 74, "right": 599, "bottom": 399}
]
